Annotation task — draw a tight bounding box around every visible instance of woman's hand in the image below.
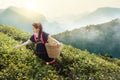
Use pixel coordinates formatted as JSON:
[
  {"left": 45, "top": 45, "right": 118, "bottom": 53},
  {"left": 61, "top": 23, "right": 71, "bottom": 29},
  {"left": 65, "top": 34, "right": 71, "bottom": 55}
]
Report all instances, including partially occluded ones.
[
  {"left": 56, "top": 42, "right": 61, "bottom": 45},
  {"left": 13, "top": 40, "right": 32, "bottom": 50},
  {"left": 14, "top": 45, "right": 21, "bottom": 50}
]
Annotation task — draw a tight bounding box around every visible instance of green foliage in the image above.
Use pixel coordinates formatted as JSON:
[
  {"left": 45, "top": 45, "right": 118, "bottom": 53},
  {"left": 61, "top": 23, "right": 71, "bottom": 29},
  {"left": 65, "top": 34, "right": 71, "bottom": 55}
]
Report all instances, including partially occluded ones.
[
  {"left": 0, "top": 25, "right": 35, "bottom": 50},
  {"left": 0, "top": 32, "right": 61, "bottom": 80},
  {"left": 98, "top": 53, "right": 120, "bottom": 66},
  {"left": 54, "top": 45, "right": 120, "bottom": 80},
  {"left": 0, "top": 25, "right": 30, "bottom": 42},
  {"left": 0, "top": 25, "right": 120, "bottom": 80}
]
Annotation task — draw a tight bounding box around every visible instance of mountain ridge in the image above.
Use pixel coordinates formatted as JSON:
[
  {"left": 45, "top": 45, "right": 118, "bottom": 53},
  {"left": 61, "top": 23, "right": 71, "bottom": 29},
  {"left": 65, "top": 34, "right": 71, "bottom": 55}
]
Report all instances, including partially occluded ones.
[
  {"left": 53, "top": 19, "right": 120, "bottom": 58},
  {"left": 55, "top": 7, "right": 120, "bottom": 30},
  {"left": 0, "top": 6, "right": 64, "bottom": 34}
]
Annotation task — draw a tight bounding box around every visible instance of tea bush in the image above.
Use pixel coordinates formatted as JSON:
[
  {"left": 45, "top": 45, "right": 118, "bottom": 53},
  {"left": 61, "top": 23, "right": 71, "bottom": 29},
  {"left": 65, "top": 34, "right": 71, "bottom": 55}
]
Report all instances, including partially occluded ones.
[
  {"left": 0, "top": 25, "right": 120, "bottom": 80},
  {"left": 0, "top": 32, "right": 62, "bottom": 80}
]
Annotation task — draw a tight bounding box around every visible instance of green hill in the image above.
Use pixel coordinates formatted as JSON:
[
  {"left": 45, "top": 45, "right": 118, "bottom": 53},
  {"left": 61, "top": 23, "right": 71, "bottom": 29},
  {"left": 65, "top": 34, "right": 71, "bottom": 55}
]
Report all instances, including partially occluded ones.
[
  {"left": 0, "top": 25, "right": 120, "bottom": 80},
  {"left": 53, "top": 19, "right": 120, "bottom": 58}
]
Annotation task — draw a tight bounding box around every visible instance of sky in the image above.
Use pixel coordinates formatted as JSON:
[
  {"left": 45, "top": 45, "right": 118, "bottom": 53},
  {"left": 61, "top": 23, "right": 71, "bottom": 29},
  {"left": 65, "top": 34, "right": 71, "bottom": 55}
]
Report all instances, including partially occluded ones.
[{"left": 0, "top": 0, "right": 120, "bottom": 19}]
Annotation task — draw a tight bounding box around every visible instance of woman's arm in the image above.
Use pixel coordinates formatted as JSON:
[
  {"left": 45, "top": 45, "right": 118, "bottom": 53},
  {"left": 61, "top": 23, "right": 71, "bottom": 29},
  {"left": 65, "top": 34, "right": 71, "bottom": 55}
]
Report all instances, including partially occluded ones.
[
  {"left": 48, "top": 35, "right": 60, "bottom": 45},
  {"left": 14, "top": 39, "right": 32, "bottom": 49}
]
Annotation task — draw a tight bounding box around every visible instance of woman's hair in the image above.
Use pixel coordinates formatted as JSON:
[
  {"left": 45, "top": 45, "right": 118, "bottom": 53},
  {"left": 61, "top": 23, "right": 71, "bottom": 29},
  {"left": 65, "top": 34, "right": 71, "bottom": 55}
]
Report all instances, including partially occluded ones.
[{"left": 32, "top": 22, "right": 43, "bottom": 41}]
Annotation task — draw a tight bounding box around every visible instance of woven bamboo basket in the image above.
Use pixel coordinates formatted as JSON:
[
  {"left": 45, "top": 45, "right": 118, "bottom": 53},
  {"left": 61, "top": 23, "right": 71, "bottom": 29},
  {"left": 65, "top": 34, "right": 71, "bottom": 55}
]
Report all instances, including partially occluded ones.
[{"left": 45, "top": 43, "right": 62, "bottom": 58}]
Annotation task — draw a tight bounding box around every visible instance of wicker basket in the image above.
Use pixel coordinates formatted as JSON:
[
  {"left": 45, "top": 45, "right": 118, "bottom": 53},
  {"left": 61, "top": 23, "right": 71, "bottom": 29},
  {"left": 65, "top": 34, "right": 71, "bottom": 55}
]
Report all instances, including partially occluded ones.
[{"left": 45, "top": 43, "right": 62, "bottom": 58}]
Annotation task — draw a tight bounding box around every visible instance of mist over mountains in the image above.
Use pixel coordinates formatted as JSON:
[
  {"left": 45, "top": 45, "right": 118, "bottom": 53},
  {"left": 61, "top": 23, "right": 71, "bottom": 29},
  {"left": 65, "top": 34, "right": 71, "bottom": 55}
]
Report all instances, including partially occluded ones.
[
  {"left": 0, "top": 6, "right": 64, "bottom": 34},
  {"left": 76, "top": 7, "right": 120, "bottom": 25},
  {"left": 1, "top": 7, "right": 120, "bottom": 34},
  {"left": 55, "top": 7, "right": 120, "bottom": 30},
  {"left": 53, "top": 19, "right": 120, "bottom": 58},
  {"left": 0, "top": 9, "right": 4, "bottom": 13}
]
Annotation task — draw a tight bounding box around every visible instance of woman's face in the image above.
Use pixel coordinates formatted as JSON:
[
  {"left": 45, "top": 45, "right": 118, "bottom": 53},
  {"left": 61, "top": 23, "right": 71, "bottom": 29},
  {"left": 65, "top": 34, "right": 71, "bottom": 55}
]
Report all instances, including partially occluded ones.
[{"left": 32, "top": 26, "right": 39, "bottom": 33}]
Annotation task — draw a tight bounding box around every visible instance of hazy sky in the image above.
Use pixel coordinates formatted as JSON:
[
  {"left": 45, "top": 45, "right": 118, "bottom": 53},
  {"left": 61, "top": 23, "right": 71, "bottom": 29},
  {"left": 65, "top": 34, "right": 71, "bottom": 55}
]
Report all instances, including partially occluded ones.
[{"left": 0, "top": 0, "right": 120, "bottom": 19}]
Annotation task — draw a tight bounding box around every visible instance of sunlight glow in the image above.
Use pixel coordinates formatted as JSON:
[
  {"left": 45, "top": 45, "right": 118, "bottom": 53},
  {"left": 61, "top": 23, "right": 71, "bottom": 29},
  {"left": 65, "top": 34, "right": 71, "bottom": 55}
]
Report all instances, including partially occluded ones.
[
  {"left": 24, "top": 1, "right": 36, "bottom": 11},
  {"left": 1, "top": 0, "right": 120, "bottom": 18}
]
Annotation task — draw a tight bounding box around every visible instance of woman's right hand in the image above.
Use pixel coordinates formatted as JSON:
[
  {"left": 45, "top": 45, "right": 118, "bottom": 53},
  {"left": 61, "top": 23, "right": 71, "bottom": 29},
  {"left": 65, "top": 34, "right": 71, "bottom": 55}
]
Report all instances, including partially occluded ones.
[
  {"left": 14, "top": 45, "right": 21, "bottom": 50},
  {"left": 13, "top": 40, "right": 32, "bottom": 50}
]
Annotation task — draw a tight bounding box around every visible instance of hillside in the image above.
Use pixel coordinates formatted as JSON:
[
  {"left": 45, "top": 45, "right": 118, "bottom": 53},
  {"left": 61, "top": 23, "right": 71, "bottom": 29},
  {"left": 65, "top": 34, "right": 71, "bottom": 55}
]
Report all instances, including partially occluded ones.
[
  {"left": 53, "top": 19, "right": 120, "bottom": 58},
  {"left": 0, "top": 25, "right": 120, "bottom": 80}
]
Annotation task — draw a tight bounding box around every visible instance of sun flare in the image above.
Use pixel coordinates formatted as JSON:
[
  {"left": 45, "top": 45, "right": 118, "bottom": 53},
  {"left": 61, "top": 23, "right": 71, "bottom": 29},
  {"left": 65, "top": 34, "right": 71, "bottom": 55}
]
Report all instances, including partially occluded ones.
[{"left": 24, "top": 2, "right": 36, "bottom": 11}]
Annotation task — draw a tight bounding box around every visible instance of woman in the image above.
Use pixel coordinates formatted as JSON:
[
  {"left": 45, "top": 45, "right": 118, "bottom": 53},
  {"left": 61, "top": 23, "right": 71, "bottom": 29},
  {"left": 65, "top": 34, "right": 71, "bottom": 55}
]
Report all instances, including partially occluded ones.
[{"left": 14, "top": 22, "right": 60, "bottom": 64}]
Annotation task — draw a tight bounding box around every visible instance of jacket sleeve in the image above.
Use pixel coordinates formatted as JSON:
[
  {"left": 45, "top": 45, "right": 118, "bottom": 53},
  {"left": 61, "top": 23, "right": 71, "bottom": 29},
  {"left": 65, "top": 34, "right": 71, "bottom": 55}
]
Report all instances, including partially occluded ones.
[
  {"left": 43, "top": 32, "right": 50, "bottom": 43},
  {"left": 30, "top": 34, "right": 35, "bottom": 43}
]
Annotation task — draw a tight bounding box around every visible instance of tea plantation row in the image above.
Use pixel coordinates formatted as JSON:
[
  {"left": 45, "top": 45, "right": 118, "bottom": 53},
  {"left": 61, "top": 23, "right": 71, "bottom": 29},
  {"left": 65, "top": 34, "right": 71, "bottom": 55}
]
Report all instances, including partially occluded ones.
[{"left": 0, "top": 25, "right": 120, "bottom": 80}]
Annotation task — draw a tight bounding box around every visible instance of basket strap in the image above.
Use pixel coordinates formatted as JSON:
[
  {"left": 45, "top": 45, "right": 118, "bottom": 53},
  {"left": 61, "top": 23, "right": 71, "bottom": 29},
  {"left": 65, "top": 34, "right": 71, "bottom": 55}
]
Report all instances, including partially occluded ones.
[
  {"left": 33, "top": 32, "right": 45, "bottom": 45},
  {"left": 36, "top": 51, "right": 46, "bottom": 54},
  {"left": 40, "top": 32, "right": 45, "bottom": 44}
]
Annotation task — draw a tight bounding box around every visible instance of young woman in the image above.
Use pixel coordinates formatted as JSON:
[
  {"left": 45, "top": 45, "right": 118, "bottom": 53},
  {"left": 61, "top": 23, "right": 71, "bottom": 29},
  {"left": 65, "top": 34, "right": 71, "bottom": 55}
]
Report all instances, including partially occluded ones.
[{"left": 14, "top": 22, "right": 60, "bottom": 64}]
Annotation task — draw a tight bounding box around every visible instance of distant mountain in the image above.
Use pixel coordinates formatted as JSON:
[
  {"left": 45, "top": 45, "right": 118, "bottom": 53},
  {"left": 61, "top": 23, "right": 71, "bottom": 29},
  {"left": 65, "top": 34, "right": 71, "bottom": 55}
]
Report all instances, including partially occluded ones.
[
  {"left": 56, "top": 7, "right": 120, "bottom": 30},
  {"left": 42, "top": 21, "right": 64, "bottom": 34},
  {"left": 0, "top": 6, "right": 64, "bottom": 34},
  {"left": 0, "top": 7, "right": 34, "bottom": 33},
  {"left": 53, "top": 19, "right": 120, "bottom": 58},
  {"left": 76, "top": 7, "right": 120, "bottom": 25},
  {"left": 0, "top": 9, "right": 4, "bottom": 13}
]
